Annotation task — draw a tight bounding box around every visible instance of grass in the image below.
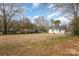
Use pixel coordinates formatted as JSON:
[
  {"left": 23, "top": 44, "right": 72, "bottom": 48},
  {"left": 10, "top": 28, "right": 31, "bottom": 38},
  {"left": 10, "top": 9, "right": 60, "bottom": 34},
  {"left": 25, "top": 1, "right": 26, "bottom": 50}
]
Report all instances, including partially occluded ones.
[{"left": 0, "top": 34, "right": 79, "bottom": 56}]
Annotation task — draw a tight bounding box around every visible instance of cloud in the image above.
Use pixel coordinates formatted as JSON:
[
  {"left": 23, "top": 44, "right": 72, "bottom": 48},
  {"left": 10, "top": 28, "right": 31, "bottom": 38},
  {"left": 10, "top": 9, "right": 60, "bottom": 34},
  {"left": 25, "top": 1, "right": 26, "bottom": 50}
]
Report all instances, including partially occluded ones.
[
  {"left": 47, "top": 12, "right": 60, "bottom": 19},
  {"left": 47, "top": 13, "right": 54, "bottom": 19},
  {"left": 48, "top": 4, "right": 53, "bottom": 9},
  {"left": 33, "top": 15, "right": 39, "bottom": 19},
  {"left": 32, "top": 15, "right": 40, "bottom": 23},
  {"left": 22, "top": 6, "right": 32, "bottom": 13},
  {"left": 32, "top": 3, "right": 40, "bottom": 9},
  {"left": 55, "top": 16, "right": 70, "bottom": 25}
]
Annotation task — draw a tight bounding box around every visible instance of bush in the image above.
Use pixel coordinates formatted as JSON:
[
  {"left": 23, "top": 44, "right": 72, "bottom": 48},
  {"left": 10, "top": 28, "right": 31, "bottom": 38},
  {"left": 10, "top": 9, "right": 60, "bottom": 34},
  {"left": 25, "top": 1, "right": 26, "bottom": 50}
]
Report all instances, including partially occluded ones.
[
  {"left": 7, "top": 29, "right": 17, "bottom": 34},
  {"left": 73, "top": 29, "right": 79, "bottom": 35}
]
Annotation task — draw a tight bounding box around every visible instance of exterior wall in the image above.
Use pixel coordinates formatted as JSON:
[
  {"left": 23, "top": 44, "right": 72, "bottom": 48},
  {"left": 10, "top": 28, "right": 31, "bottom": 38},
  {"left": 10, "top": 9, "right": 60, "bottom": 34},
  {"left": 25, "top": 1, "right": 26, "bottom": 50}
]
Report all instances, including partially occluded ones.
[
  {"left": 60, "top": 30, "right": 65, "bottom": 34},
  {"left": 48, "top": 29, "right": 54, "bottom": 33},
  {"left": 48, "top": 29, "right": 65, "bottom": 34},
  {"left": 54, "top": 30, "right": 60, "bottom": 33},
  {"left": 48, "top": 29, "right": 60, "bottom": 33}
]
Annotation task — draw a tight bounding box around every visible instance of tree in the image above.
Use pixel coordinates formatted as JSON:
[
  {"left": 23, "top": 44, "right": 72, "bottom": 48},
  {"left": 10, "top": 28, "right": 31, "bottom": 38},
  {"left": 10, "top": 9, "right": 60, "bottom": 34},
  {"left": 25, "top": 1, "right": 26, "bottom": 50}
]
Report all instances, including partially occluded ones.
[
  {"left": 0, "top": 3, "right": 22, "bottom": 34},
  {"left": 0, "top": 16, "right": 3, "bottom": 32},
  {"left": 51, "top": 19, "right": 54, "bottom": 25},
  {"left": 7, "top": 20, "right": 19, "bottom": 33},
  {"left": 72, "top": 17, "right": 79, "bottom": 35},
  {"left": 53, "top": 20, "right": 61, "bottom": 26},
  {"left": 34, "top": 16, "right": 49, "bottom": 32},
  {"left": 52, "top": 3, "right": 79, "bottom": 19},
  {"left": 19, "top": 16, "right": 32, "bottom": 33},
  {"left": 34, "top": 16, "right": 45, "bottom": 26},
  {"left": 30, "top": 23, "right": 39, "bottom": 33}
]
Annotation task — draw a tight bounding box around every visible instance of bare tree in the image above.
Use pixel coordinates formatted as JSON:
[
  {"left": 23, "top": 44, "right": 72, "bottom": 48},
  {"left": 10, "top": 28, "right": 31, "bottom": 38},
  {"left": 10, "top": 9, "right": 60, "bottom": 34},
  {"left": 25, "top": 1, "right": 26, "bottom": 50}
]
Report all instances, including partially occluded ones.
[
  {"left": 8, "top": 20, "right": 19, "bottom": 31},
  {"left": 34, "top": 16, "right": 49, "bottom": 32},
  {"left": 0, "top": 3, "right": 22, "bottom": 34},
  {"left": 34, "top": 16, "right": 45, "bottom": 26},
  {"left": 0, "top": 16, "right": 3, "bottom": 32},
  {"left": 48, "top": 3, "right": 79, "bottom": 19},
  {"left": 19, "top": 16, "right": 32, "bottom": 33}
]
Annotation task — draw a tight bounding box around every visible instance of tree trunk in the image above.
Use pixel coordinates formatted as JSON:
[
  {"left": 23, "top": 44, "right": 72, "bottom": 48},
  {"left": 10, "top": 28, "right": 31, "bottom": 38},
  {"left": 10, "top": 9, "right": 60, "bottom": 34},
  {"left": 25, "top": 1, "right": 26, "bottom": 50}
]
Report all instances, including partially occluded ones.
[
  {"left": 3, "top": 18, "right": 7, "bottom": 34},
  {"left": 3, "top": 5, "right": 7, "bottom": 34},
  {"left": 3, "top": 23, "right": 7, "bottom": 34}
]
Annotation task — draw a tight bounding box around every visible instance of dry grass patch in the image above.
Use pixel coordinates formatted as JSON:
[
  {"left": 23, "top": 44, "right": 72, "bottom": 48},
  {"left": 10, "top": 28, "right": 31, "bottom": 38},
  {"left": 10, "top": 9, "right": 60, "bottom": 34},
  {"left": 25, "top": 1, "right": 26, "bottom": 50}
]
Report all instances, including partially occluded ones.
[{"left": 0, "top": 34, "right": 79, "bottom": 55}]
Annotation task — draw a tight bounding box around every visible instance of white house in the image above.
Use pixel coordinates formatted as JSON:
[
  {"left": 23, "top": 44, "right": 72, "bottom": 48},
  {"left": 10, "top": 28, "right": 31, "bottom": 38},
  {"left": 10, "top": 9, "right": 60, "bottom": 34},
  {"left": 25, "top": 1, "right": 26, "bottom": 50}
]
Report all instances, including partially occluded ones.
[{"left": 48, "top": 26, "right": 66, "bottom": 34}]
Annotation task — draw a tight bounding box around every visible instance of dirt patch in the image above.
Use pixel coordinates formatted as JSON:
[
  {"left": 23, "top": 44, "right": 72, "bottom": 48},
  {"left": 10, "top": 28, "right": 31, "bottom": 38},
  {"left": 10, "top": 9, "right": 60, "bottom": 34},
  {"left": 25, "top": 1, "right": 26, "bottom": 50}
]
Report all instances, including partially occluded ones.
[{"left": 66, "top": 48, "right": 79, "bottom": 55}]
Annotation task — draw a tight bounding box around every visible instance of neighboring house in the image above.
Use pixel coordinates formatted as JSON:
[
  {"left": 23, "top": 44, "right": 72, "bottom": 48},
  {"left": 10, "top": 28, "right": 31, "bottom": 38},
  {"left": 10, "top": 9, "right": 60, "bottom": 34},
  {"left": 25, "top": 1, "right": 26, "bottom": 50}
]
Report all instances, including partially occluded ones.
[{"left": 48, "top": 26, "right": 66, "bottom": 34}]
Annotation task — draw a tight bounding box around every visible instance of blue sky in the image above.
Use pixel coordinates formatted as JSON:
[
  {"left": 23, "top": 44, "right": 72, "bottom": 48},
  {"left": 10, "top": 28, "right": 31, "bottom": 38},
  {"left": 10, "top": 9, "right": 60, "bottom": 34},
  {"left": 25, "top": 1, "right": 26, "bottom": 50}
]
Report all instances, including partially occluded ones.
[
  {"left": 17, "top": 3, "right": 70, "bottom": 25},
  {"left": 22, "top": 3, "right": 50, "bottom": 17}
]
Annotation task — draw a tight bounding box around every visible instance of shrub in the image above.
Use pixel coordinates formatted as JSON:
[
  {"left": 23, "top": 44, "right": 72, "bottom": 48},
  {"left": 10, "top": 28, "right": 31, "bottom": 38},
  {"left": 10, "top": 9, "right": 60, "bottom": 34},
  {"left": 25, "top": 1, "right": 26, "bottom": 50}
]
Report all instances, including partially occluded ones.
[{"left": 73, "top": 29, "right": 79, "bottom": 35}]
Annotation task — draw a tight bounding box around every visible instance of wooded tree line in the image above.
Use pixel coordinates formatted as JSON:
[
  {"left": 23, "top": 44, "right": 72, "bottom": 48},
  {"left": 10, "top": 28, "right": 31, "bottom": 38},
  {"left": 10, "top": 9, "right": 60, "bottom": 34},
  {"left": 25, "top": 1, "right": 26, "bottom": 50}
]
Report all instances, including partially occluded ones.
[
  {"left": 0, "top": 15, "right": 49, "bottom": 34},
  {"left": 0, "top": 3, "right": 79, "bottom": 35},
  {"left": 0, "top": 3, "right": 49, "bottom": 34}
]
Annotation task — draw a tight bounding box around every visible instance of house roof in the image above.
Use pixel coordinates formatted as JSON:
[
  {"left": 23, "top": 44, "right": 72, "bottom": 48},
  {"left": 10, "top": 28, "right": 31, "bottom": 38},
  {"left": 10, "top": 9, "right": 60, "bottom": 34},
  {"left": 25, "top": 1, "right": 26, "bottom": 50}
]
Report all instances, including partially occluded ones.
[{"left": 50, "top": 26, "right": 66, "bottom": 30}]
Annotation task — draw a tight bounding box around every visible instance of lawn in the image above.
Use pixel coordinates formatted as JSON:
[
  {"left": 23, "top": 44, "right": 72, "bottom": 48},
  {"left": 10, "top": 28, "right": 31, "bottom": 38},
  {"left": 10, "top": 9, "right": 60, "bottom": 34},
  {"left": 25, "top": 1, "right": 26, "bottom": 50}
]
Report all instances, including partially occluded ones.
[{"left": 0, "top": 33, "right": 79, "bottom": 56}]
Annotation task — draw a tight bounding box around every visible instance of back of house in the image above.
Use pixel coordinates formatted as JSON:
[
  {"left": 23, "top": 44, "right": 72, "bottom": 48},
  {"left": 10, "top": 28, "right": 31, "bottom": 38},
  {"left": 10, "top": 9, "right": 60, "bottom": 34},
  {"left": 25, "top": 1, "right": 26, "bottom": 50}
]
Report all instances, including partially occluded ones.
[{"left": 48, "top": 26, "right": 66, "bottom": 34}]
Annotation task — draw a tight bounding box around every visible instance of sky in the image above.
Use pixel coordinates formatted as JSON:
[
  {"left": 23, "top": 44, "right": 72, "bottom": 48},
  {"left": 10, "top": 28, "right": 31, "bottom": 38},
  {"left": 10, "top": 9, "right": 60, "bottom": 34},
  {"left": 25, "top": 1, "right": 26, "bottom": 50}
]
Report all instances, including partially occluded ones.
[{"left": 18, "top": 3, "right": 70, "bottom": 25}]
